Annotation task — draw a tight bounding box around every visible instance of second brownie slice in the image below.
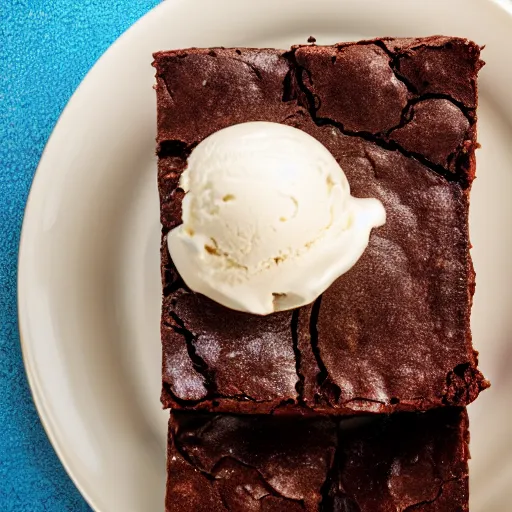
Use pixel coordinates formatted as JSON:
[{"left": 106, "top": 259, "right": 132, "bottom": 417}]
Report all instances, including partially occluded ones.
[
  {"left": 154, "top": 37, "right": 488, "bottom": 415},
  {"left": 166, "top": 408, "right": 470, "bottom": 511}
]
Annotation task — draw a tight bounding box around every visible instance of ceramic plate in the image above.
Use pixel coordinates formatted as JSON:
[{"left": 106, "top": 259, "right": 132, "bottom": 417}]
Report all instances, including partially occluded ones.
[{"left": 18, "top": 0, "right": 512, "bottom": 510}]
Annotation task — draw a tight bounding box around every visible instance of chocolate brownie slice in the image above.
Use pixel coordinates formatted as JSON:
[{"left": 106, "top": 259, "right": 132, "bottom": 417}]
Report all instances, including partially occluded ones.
[
  {"left": 166, "top": 408, "right": 470, "bottom": 511},
  {"left": 154, "top": 37, "right": 489, "bottom": 415}
]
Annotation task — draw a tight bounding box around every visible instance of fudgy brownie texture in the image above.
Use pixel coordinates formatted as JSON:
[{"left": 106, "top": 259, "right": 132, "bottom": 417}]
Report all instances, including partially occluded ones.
[
  {"left": 166, "top": 408, "right": 470, "bottom": 511},
  {"left": 154, "top": 37, "right": 489, "bottom": 415}
]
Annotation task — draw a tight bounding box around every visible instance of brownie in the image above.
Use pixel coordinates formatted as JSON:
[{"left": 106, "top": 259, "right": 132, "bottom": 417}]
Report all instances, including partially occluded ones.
[
  {"left": 327, "top": 408, "right": 470, "bottom": 512},
  {"left": 166, "top": 408, "right": 470, "bottom": 511},
  {"left": 153, "top": 37, "right": 489, "bottom": 415}
]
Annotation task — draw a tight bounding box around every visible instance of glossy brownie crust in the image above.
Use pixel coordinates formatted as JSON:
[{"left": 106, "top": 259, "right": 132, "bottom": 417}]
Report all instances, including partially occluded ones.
[
  {"left": 166, "top": 408, "right": 470, "bottom": 511},
  {"left": 154, "top": 37, "right": 489, "bottom": 415}
]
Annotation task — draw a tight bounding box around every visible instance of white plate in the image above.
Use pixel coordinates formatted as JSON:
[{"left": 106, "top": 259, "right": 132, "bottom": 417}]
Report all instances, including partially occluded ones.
[{"left": 18, "top": 0, "right": 512, "bottom": 510}]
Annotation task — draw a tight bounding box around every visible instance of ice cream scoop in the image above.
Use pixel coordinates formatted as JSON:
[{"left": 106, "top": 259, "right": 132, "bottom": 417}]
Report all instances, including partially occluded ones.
[{"left": 168, "top": 121, "right": 385, "bottom": 315}]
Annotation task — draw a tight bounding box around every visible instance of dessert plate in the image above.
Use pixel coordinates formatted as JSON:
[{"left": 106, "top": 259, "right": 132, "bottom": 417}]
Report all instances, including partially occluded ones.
[{"left": 18, "top": 0, "right": 512, "bottom": 510}]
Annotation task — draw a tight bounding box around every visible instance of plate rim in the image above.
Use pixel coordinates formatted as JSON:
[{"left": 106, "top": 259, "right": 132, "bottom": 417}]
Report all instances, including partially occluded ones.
[
  {"left": 17, "top": 2, "right": 170, "bottom": 509},
  {"left": 17, "top": 0, "right": 512, "bottom": 510}
]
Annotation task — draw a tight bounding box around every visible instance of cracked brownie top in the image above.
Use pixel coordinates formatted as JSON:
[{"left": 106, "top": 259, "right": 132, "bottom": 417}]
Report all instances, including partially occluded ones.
[
  {"left": 166, "top": 408, "right": 470, "bottom": 511},
  {"left": 153, "top": 37, "right": 488, "bottom": 415}
]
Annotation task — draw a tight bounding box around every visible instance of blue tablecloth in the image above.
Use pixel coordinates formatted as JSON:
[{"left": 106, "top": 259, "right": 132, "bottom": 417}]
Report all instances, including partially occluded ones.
[{"left": 0, "top": 2, "right": 159, "bottom": 510}]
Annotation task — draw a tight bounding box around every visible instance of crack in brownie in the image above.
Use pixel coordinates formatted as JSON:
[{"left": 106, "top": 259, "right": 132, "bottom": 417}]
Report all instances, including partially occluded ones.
[
  {"left": 166, "top": 408, "right": 470, "bottom": 511},
  {"left": 153, "top": 37, "right": 489, "bottom": 415}
]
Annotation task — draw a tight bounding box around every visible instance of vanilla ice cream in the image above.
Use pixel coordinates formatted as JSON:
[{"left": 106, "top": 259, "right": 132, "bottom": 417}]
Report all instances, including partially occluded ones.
[{"left": 168, "top": 122, "right": 385, "bottom": 315}]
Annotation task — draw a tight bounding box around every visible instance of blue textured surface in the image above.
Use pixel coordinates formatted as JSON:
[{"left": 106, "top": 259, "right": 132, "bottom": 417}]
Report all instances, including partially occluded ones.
[{"left": 0, "top": 1, "right": 160, "bottom": 510}]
